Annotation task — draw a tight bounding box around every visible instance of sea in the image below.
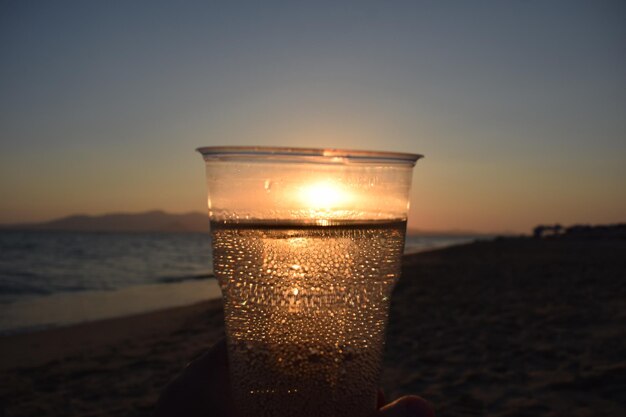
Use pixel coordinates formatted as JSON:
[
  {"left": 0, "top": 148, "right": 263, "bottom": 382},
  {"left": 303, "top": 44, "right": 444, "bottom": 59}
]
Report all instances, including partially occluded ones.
[{"left": 0, "top": 230, "right": 483, "bottom": 334}]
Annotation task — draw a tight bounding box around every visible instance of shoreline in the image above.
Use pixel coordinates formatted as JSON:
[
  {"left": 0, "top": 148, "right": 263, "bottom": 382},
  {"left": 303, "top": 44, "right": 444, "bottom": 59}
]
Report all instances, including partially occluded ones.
[
  {"left": 0, "top": 237, "right": 478, "bottom": 336},
  {"left": 0, "top": 242, "right": 477, "bottom": 370},
  {"left": 0, "top": 279, "right": 221, "bottom": 336}
]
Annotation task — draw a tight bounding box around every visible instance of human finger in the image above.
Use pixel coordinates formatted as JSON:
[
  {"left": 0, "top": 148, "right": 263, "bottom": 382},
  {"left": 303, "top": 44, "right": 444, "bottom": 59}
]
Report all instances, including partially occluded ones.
[{"left": 377, "top": 395, "right": 435, "bottom": 417}]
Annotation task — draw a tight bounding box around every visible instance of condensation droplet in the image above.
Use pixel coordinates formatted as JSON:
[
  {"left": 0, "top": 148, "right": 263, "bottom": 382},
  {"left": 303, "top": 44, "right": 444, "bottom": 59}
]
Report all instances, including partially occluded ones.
[{"left": 211, "top": 220, "right": 406, "bottom": 416}]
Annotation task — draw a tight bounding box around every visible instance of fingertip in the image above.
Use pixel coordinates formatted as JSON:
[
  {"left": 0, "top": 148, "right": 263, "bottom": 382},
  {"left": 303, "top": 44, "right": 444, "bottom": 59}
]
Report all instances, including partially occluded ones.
[{"left": 378, "top": 395, "right": 435, "bottom": 417}]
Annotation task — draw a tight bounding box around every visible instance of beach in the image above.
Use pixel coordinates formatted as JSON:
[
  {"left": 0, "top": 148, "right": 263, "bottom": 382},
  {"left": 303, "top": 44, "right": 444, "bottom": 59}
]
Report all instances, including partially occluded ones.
[{"left": 1, "top": 237, "right": 625, "bottom": 416}]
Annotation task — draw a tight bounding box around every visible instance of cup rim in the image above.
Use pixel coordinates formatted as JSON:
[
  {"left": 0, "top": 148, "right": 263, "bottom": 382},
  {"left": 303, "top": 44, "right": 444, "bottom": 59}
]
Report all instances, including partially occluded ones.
[{"left": 196, "top": 146, "right": 423, "bottom": 165}]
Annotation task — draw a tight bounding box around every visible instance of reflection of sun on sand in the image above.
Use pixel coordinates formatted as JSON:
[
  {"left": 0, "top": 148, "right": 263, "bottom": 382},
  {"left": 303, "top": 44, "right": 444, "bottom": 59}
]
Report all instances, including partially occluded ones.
[{"left": 1, "top": 236, "right": 625, "bottom": 416}]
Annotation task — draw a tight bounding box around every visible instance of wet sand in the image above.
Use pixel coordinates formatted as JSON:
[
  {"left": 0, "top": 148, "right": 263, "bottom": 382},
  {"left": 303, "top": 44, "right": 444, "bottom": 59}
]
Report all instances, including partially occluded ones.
[{"left": 1, "top": 237, "right": 625, "bottom": 416}]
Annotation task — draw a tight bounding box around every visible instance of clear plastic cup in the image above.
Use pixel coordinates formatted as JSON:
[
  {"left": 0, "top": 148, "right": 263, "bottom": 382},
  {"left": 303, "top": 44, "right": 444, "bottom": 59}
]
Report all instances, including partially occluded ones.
[{"left": 198, "top": 146, "right": 421, "bottom": 417}]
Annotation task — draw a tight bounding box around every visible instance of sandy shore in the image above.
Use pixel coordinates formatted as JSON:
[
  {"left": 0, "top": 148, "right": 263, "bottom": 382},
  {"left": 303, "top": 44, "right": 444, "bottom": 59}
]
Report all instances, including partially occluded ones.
[{"left": 1, "top": 237, "right": 625, "bottom": 416}]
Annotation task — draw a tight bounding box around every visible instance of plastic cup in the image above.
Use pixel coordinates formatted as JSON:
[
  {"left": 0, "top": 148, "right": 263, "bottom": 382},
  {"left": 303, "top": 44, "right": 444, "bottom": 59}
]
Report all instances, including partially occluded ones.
[{"left": 198, "top": 146, "right": 421, "bottom": 417}]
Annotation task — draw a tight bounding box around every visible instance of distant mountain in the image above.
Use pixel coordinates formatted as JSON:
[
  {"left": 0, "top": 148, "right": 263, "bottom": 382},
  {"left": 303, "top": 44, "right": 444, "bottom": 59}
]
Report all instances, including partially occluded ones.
[{"left": 0, "top": 210, "right": 210, "bottom": 233}]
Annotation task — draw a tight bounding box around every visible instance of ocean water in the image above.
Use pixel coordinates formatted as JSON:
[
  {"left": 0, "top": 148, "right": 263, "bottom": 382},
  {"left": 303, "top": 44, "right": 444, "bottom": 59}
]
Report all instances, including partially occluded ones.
[{"left": 0, "top": 230, "right": 479, "bottom": 334}]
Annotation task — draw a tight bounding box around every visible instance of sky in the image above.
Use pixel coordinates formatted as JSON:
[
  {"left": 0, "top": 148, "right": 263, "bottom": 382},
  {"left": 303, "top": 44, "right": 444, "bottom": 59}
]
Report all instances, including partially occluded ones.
[{"left": 1, "top": 0, "right": 624, "bottom": 233}]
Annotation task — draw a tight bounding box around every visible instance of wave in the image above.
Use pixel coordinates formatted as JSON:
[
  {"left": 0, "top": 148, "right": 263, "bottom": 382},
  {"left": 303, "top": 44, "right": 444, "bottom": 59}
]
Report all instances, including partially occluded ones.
[
  {"left": 0, "top": 284, "right": 52, "bottom": 296},
  {"left": 155, "top": 273, "right": 214, "bottom": 284},
  {"left": 0, "top": 283, "right": 93, "bottom": 297},
  {"left": 0, "top": 272, "right": 214, "bottom": 301}
]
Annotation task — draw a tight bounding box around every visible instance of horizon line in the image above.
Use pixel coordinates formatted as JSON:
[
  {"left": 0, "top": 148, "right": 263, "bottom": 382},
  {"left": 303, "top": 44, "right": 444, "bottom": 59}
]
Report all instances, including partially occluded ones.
[{"left": 1, "top": 208, "right": 530, "bottom": 236}]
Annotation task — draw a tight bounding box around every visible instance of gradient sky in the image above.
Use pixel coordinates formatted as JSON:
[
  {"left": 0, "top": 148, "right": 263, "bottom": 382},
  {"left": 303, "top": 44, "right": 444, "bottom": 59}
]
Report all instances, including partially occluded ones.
[{"left": 1, "top": 0, "right": 624, "bottom": 233}]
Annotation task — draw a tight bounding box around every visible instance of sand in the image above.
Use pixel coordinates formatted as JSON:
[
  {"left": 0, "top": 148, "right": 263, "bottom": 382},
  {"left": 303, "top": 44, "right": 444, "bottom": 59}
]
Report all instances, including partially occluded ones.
[{"left": 1, "top": 237, "right": 625, "bottom": 416}]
